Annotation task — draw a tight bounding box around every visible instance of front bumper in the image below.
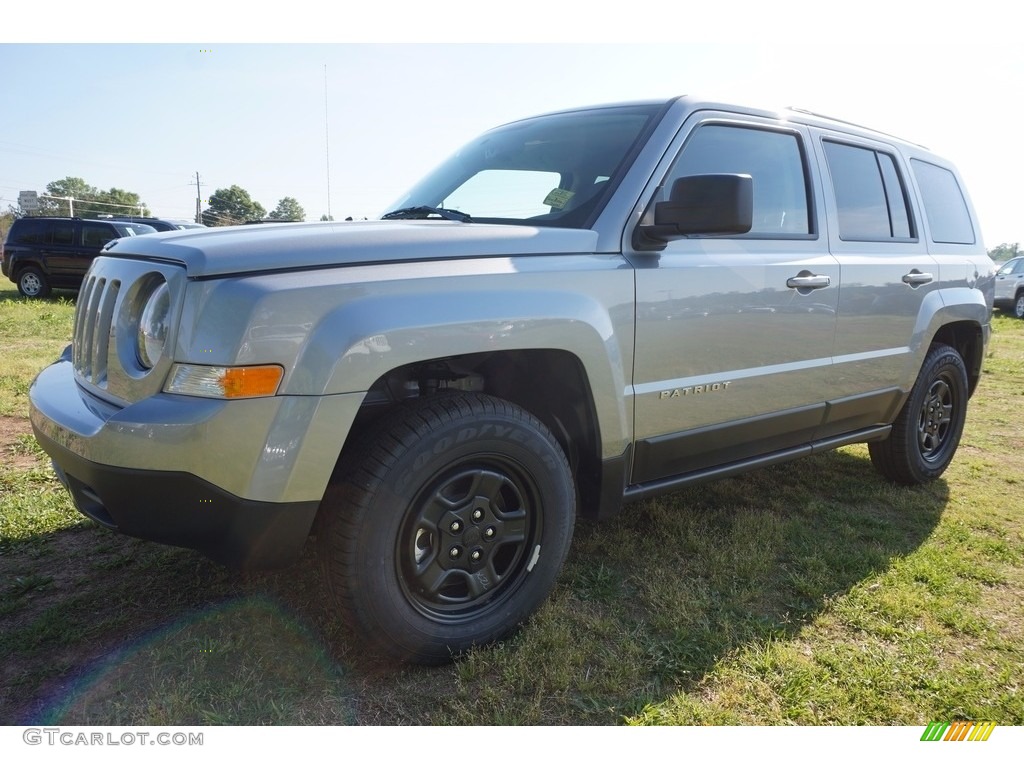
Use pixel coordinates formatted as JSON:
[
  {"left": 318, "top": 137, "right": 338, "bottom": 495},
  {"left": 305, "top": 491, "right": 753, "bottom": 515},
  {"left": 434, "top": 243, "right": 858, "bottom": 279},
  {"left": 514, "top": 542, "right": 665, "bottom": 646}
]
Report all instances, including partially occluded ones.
[
  {"left": 36, "top": 429, "right": 319, "bottom": 568},
  {"left": 29, "top": 348, "right": 364, "bottom": 568}
]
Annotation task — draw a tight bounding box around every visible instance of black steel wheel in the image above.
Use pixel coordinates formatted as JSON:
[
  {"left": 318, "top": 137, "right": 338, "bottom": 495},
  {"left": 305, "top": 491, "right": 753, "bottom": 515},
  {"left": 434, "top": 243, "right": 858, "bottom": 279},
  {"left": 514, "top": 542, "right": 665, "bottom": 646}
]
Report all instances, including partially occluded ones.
[
  {"left": 318, "top": 392, "right": 575, "bottom": 664},
  {"left": 869, "top": 343, "right": 968, "bottom": 485}
]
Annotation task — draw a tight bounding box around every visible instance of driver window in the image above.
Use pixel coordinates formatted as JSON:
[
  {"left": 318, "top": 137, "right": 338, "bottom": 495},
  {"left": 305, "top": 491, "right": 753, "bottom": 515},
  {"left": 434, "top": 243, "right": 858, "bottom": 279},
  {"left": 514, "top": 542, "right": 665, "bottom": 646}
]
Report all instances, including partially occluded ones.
[
  {"left": 664, "top": 124, "right": 811, "bottom": 236},
  {"left": 81, "top": 224, "right": 115, "bottom": 248}
]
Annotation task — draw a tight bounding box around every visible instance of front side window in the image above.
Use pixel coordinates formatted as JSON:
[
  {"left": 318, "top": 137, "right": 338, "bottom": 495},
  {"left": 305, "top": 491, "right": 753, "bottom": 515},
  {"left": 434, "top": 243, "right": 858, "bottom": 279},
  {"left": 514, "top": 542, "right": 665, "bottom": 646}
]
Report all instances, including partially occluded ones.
[
  {"left": 997, "top": 258, "right": 1021, "bottom": 275},
  {"left": 388, "top": 104, "right": 662, "bottom": 228},
  {"left": 661, "top": 124, "right": 812, "bottom": 236},
  {"left": 823, "top": 141, "right": 913, "bottom": 241},
  {"left": 81, "top": 224, "right": 116, "bottom": 248},
  {"left": 911, "top": 159, "right": 975, "bottom": 245}
]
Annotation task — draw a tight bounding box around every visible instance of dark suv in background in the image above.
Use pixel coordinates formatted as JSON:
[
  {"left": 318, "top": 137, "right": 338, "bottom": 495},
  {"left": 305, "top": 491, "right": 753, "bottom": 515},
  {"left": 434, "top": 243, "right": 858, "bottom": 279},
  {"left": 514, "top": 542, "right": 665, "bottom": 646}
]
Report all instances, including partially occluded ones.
[{"left": 1, "top": 217, "right": 156, "bottom": 298}]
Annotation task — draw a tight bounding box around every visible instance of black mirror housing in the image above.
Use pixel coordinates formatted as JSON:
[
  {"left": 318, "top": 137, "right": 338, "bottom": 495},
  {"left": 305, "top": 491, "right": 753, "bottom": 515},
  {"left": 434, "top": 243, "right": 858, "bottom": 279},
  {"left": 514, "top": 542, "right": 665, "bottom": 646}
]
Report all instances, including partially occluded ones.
[{"left": 636, "top": 174, "right": 753, "bottom": 249}]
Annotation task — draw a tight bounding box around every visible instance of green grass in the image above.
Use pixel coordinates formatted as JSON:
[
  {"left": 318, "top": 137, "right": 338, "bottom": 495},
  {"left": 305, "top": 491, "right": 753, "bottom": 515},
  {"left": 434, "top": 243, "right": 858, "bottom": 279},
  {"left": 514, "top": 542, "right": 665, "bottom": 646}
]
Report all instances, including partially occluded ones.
[
  {"left": 0, "top": 291, "right": 1021, "bottom": 725},
  {"left": 0, "top": 288, "right": 76, "bottom": 417}
]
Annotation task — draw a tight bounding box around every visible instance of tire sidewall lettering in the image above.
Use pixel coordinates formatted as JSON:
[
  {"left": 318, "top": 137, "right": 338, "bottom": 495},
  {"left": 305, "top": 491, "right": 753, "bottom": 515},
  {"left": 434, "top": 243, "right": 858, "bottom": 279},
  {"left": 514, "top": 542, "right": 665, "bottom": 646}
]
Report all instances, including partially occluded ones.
[{"left": 407, "top": 421, "right": 544, "bottom": 478}]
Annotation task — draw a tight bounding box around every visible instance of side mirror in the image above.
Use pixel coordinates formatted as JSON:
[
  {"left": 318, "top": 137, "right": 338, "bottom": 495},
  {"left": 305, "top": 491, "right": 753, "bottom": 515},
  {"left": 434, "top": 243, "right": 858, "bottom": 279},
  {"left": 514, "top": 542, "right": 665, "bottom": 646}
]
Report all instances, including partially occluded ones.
[{"left": 635, "top": 174, "right": 753, "bottom": 250}]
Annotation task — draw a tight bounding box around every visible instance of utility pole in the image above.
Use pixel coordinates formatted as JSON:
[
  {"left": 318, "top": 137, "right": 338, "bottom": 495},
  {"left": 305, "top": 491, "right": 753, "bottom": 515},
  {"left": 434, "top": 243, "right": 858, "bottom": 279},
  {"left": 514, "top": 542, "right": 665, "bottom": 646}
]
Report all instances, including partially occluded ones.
[{"left": 194, "top": 172, "right": 203, "bottom": 224}]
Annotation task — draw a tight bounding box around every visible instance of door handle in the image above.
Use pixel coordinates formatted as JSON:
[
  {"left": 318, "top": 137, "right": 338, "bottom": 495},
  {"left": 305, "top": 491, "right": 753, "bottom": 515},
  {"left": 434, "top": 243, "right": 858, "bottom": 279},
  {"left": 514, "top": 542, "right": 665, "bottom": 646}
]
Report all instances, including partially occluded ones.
[
  {"left": 786, "top": 274, "right": 831, "bottom": 290},
  {"left": 902, "top": 271, "right": 934, "bottom": 286}
]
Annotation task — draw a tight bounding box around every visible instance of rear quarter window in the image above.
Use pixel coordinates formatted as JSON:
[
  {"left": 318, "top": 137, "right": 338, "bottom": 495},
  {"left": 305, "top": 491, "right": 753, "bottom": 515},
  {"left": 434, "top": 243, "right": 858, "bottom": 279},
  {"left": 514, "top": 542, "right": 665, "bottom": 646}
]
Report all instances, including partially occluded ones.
[
  {"left": 910, "top": 159, "right": 975, "bottom": 245},
  {"left": 11, "top": 219, "right": 50, "bottom": 245}
]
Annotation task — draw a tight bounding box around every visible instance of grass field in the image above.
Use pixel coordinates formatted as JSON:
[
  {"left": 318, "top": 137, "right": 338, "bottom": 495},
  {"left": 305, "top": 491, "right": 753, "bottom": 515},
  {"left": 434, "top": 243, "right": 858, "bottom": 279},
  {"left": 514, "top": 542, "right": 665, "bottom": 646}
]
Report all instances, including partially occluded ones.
[{"left": 1, "top": 286, "right": 1021, "bottom": 726}]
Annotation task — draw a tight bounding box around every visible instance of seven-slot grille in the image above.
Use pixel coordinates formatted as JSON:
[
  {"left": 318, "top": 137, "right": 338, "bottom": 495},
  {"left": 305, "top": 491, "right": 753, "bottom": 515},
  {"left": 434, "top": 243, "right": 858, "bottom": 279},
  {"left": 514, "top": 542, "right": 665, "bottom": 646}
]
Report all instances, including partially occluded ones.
[{"left": 72, "top": 274, "right": 121, "bottom": 387}]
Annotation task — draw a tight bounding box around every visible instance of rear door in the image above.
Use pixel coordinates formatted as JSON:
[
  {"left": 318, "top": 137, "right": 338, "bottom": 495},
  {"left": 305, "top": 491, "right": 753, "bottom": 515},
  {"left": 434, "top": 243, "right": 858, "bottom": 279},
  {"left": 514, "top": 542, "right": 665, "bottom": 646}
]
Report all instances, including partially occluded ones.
[
  {"left": 38, "top": 220, "right": 79, "bottom": 282},
  {"left": 810, "top": 130, "right": 936, "bottom": 435}
]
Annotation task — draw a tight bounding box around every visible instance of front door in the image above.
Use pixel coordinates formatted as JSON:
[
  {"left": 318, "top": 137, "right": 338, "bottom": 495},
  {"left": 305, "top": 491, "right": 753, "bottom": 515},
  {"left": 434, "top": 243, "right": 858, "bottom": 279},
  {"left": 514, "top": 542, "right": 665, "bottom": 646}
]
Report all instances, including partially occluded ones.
[{"left": 629, "top": 116, "right": 838, "bottom": 484}]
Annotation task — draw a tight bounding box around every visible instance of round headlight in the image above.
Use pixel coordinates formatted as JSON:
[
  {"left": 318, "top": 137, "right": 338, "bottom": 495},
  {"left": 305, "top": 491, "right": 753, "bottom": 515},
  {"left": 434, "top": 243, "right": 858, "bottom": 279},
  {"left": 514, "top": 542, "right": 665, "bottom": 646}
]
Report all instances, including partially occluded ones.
[{"left": 136, "top": 281, "right": 170, "bottom": 369}]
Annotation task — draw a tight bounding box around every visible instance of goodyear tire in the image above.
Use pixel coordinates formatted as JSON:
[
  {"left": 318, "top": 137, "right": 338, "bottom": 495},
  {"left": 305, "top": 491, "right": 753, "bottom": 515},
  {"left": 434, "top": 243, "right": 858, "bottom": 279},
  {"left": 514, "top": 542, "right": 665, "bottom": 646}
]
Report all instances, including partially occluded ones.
[
  {"left": 17, "top": 267, "right": 51, "bottom": 299},
  {"left": 318, "top": 392, "right": 575, "bottom": 664},
  {"left": 869, "top": 343, "right": 968, "bottom": 485}
]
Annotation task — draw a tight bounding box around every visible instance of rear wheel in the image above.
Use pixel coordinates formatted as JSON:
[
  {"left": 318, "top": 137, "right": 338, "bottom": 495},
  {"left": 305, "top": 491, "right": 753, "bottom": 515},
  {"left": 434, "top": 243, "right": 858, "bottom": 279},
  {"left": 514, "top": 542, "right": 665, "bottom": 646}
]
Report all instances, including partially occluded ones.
[
  {"left": 17, "top": 267, "right": 51, "bottom": 299},
  {"left": 869, "top": 343, "right": 968, "bottom": 484},
  {"left": 318, "top": 392, "right": 575, "bottom": 664}
]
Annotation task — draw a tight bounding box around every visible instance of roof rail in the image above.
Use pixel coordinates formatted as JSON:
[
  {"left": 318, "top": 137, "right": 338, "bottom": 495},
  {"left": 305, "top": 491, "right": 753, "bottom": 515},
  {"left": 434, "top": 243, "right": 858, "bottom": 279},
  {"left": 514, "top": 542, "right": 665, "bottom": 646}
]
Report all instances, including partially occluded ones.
[{"left": 787, "top": 106, "right": 928, "bottom": 149}]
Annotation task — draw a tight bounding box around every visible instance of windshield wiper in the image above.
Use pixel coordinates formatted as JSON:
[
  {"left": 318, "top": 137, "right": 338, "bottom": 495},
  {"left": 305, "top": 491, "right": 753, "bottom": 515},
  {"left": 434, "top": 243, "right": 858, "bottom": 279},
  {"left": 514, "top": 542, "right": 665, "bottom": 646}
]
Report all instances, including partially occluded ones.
[{"left": 381, "top": 206, "right": 472, "bottom": 223}]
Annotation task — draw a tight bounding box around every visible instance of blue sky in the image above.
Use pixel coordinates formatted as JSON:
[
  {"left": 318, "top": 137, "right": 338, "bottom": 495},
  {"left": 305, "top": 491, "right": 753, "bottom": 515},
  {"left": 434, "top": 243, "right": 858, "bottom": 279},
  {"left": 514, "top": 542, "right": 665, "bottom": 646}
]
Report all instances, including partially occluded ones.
[{"left": 2, "top": 6, "right": 1022, "bottom": 247}]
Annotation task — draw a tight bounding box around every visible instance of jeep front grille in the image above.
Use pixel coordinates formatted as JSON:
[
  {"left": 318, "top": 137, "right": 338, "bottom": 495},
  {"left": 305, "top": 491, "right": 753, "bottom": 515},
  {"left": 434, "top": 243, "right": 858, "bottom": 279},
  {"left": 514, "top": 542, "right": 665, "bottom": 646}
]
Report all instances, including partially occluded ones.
[{"left": 73, "top": 274, "right": 121, "bottom": 386}]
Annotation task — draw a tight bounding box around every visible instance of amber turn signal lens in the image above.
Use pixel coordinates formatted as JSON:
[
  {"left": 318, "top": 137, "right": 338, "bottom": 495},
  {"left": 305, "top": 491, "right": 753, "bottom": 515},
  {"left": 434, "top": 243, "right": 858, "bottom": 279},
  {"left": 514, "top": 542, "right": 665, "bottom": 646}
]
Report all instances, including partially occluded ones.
[
  {"left": 166, "top": 364, "right": 284, "bottom": 399},
  {"left": 218, "top": 366, "right": 284, "bottom": 398}
]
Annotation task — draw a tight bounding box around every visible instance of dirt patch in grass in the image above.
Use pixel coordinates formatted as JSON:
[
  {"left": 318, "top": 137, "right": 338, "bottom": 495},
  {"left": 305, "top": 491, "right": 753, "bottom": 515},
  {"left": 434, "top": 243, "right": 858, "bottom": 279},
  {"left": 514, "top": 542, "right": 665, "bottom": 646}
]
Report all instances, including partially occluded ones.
[{"left": 0, "top": 416, "right": 37, "bottom": 470}]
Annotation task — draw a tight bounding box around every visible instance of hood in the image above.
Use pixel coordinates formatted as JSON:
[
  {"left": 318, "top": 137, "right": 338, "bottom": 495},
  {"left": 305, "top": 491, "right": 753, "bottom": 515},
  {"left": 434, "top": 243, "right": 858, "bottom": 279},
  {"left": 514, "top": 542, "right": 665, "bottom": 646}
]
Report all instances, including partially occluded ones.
[{"left": 102, "top": 220, "right": 601, "bottom": 277}]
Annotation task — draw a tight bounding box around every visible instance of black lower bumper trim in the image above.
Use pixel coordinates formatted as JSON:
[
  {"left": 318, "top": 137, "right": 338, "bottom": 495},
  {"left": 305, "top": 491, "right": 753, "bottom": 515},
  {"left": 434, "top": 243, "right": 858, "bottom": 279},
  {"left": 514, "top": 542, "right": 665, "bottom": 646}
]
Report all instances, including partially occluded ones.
[{"left": 35, "top": 429, "right": 319, "bottom": 570}]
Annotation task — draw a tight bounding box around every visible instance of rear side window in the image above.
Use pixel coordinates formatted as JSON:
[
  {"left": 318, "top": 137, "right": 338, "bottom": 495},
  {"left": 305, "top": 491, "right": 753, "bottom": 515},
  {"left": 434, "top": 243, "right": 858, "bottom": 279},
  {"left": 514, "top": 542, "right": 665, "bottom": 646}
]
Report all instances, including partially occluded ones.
[
  {"left": 823, "top": 141, "right": 913, "bottom": 241},
  {"left": 910, "top": 159, "right": 975, "bottom": 244},
  {"left": 664, "top": 124, "right": 811, "bottom": 236},
  {"left": 51, "top": 223, "right": 74, "bottom": 246}
]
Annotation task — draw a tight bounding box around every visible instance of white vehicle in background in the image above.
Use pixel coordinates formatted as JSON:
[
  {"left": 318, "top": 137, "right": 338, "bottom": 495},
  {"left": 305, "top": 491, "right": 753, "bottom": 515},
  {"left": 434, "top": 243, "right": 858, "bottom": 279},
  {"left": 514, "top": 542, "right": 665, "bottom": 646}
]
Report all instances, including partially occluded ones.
[{"left": 993, "top": 256, "right": 1024, "bottom": 318}]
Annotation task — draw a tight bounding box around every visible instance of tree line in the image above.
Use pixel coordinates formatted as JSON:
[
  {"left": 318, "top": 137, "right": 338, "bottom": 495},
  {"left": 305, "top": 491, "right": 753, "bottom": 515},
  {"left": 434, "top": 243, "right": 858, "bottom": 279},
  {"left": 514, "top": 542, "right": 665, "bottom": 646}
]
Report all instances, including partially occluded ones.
[
  {"left": 988, "top": 243, "right": 1019, "bottom": 263},
  {"left": 201, "top": 185, "right": 306, "bottom": 226},
  {"left": 6, "top": 177, "right": 308, "bottom": 226}
]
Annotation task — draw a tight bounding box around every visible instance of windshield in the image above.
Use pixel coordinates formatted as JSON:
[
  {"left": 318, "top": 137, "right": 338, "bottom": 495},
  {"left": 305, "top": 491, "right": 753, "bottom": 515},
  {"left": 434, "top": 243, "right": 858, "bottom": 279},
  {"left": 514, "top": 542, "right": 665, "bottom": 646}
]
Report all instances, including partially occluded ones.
[
  {"left": 386, "top": 104, "right": 663, "bottom": 228},
  {"left": 117, "top": 224, "right": 157, "bottom": 236}
]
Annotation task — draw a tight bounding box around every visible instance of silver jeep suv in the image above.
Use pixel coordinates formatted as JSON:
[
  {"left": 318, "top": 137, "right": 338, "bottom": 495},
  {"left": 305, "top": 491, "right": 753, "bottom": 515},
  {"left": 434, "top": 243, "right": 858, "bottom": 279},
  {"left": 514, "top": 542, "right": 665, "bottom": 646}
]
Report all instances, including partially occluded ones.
[
  {"left": 994, "top": 256, "right": 1024, "bottom": 318},
  {"left": 29, "top": 97, "right": 995, "bottom": 662}
]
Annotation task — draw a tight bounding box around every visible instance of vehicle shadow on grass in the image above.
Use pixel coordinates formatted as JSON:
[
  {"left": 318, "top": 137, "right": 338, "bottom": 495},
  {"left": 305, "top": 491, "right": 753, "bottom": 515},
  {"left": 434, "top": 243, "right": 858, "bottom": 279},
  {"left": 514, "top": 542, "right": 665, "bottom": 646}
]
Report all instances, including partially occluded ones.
[
  {"left": 0, "top": 446, "right": 948, "bottom": 725},
  {"left": 539, "top": 446, "right": 950, "bottom": 722}
]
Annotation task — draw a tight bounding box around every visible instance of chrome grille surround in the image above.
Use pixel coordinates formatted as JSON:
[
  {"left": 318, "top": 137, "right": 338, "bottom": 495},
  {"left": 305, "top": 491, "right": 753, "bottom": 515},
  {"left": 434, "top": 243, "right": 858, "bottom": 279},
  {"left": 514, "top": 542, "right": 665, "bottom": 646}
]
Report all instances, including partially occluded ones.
[
  {"left": 71, "top": 256, "right": 186, "bottom": 406},
  {"left": 73, "top": 274, "right": 121, "bottom": 385}
]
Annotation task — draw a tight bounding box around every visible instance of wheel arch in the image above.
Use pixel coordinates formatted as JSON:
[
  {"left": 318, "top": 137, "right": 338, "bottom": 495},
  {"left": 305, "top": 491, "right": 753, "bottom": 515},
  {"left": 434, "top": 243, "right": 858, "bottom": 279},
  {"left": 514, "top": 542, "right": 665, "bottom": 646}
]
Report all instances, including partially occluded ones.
[
  {"left": 930, "top": 320, "right": 985, "bottom": 397},
  {"left": 320, "top": 348, "right": 618, "bottom": 527}
]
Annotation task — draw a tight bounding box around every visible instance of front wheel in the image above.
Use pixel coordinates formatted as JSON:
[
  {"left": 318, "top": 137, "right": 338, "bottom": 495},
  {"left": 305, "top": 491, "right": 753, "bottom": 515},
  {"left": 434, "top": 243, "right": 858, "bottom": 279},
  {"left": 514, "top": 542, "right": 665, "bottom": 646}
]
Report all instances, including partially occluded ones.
[
  {"left": 318, "top": 392, "right": 575, "bottom": 664},
  {"left": 1014, "top": 292, "right": 1024, "bottom": 319},
  {"left": 869, "top": 343, "right": 968, "bottom": 485}
]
